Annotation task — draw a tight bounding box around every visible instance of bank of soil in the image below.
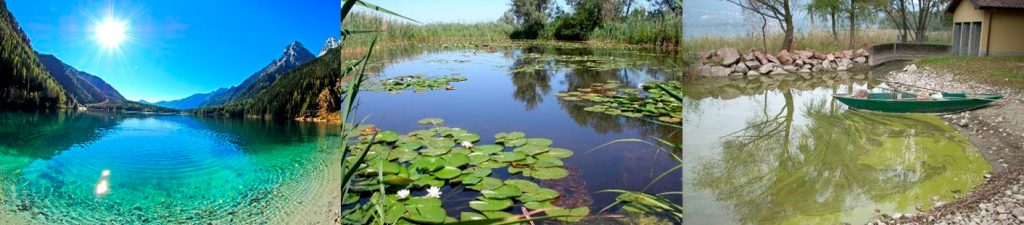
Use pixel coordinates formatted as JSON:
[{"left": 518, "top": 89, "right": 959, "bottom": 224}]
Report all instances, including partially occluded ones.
[{"left": 866, "top": 66, "right": 1024, "bottom": 224}]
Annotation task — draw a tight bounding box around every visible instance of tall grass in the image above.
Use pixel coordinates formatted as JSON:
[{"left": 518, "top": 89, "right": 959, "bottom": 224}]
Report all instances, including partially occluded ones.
[
  {"left": 685, "top": 29, "right": 951, "bottom": 53},
  {"left": 590, "top": 13, "right": 682, "bottom": 48},
  {"left": 342, "top": 12, "right": 513, "bottom": 47}
]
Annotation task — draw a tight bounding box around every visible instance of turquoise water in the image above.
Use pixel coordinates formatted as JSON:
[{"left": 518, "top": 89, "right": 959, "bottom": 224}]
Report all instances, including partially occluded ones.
[{"left": 0, "top": 111, "right": 342, "bottom": 224}]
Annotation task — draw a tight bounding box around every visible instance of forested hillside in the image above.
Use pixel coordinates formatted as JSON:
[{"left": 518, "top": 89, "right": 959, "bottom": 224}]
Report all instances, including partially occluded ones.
[
  {"left": 0, "top": 0, "right": 72, "bottom": 108},
  {"left": 36, "top": 53, "right": 127, "bottom": 104},
  {"left": 191, "top": 47, "right": 339, "bottom": 119}
]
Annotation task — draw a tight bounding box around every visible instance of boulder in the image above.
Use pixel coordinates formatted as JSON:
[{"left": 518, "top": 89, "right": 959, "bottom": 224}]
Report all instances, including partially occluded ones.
[
  {"left": 766, "top": 54, "right": 780, "bottom": 64},
  {"left": 718, "top": 48, "right": 740, "bottom": 66},
  {"left": 733, "top": 63, "right": 749, "bottom": 74},
  {"left": 777, "top": 51, "right": 793, "bottom": 65},
  {"left": 903, "top": 64, "right": 918, "bottom": 72},
  {"left": 706, "top": 66, "right": 731, "bottom": 77},
  {"left": 826, "top": 53, "right": 835, "bottom": 61},
  {"left": 742, "top": 52, "right": 755, "bottom": 61},
  {"left": 754, "top": 52, "right": 768, "bottom": 64},
  {"left": 699, "top": 51, "right": 711, "bottom": 60},
  {"left": 770, "top": 68, "right": 790, "bottom": 75},
  {"left": 799, "top": 68, "right": 811, "bottom": 73},
  {"left": 711, "top": 56, "right": 723, "bottom": 65},
  {"left": 801, "top": 64, "right": 812, "bottom": 70},
  {"left": 853, "top": 56, "right": 867, "bottom": 64},
  {"left": 758, "top": 63, "right": 776, "bottom": 74},
  {"left": 746, "top": 70, "right": 761, "bottom": 76},
  {"left": 782, "top": 65, "right": 798, "bottom": 73},
  {"left": 837, "top": 65, "right": 848, "bottom": 71},
  {"left": 843, "top": 50, "right": 854, "bottom": 58},
  {"left": 813, "top": 52, "right": 827, "bottom": 60},
  {"left": 797, "top": 50, "right": 813, "bottom": 59},
  {"left": 795, "top": 59, "right": 804, "bottom": 67},
  {"left": 744, "top": 60, "right": 761, "bottom": 69},
  {"left": 856, "top": 48, "right": 869, "bottom": 56}
]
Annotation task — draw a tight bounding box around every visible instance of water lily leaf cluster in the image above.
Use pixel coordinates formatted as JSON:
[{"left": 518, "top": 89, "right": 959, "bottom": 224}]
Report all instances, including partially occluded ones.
[
  {"left": 556, "top": 80, "right": 683, "bottom": 123},
  {"left": 341, "top": 119, "right": 589, "bottom": 224},
  {"left": 362, "top": 74, "right": 467, "bottom": 93}
]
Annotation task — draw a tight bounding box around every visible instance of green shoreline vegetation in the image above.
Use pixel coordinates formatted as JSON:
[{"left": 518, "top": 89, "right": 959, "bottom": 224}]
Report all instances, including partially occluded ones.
[{"left": 915, "top": 56, "right": 1024, "bottom": 90}]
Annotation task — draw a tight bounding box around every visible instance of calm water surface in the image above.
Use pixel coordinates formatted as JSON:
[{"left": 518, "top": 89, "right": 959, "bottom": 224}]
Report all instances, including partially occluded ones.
[
  {"left": 681, "top": 69, "right": 992, "bottom": 224},
  {"left": 0, "top": 44, "right": 685, "bottom": 223}
]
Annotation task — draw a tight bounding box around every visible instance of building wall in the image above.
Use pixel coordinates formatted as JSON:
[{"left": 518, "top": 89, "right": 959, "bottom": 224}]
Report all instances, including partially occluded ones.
[
  {"left": 951, "top": 0, "right": 989, "bottom": 54},
  {"left": 987, "top": 10, "right": 1024, "bottom": 56}
]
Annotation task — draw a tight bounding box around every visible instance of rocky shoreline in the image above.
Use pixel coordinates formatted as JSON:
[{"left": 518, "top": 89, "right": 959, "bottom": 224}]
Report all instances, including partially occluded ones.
[
  {"left": 864, "top": 66, "right": 1024, "bottom": 225},
  {"left": 696, "top": 48, "right": 871, "bottom": 77}
]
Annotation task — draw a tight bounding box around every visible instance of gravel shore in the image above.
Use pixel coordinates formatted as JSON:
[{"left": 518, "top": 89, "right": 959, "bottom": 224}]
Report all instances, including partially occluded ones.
[{"left": 865, "top": 65, "right": 1024, "bottom": 225}]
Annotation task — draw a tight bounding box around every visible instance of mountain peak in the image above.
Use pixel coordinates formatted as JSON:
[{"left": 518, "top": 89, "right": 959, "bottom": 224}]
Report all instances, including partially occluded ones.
[{"left": 318, "top": 37, "right": 341, "bottom": 57}]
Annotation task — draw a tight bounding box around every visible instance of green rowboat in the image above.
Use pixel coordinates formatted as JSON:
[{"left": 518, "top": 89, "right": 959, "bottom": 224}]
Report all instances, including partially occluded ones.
[{"left": 832, "top": 92, "right": 1002, "bottom": 114}]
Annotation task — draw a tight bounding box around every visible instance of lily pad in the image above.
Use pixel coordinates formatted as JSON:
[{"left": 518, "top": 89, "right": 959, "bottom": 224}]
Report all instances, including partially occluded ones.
[
  {"left": 420, "top": 148, "right": 450, "bottom": 157},
  {"left": 543, "top": 148, "right": 574, "bottom": 158},
  {"left": 523, "top": 201, "right": 556, "bottom": 210},
  {"left": 387, "top": 149, "right": 418, "bottom": 162},
  {"left": 442, "top": 153, "right": 469, "bottom": 167},
  {"left": 403, "top": 205, "right": 447, "bottom": 224},
  {"left": 454, "top": 133, "right": 480, "bottom": 142},
  {"left": 468, "top": 177, "right": 503, "bottom": 191},
  {"left": 547, "top": 207, "right": 590, "bottom": 222},
  {"left": 525, "top": 138, "right": 553, "bottom": 147},
  {"left": 530, "top": 167, "right": 569, "bottom": 180},
  {"left": 467, "top": 152, "right": 490, "bottom": 164},
  {"left": 418, "top": 118, "right": 445, "bottom": 125},
  {"left": 472, "top": 144, "right": 504, "bottom": 154},
  {"left": 533, "top": 157, "right": 564, "bottom": 167},
  {"left": 517, "top": 188, "right": 560, "bottom": 202},
  {"left": 460, "top": 212, "right": 486, "bottom": 221},
  {"left": 480, "top": 184, "right": 522, "bottom": 199},
  {"left": 503, "top": 180, "right": 540, "bottom": 193},
  {"left": 513, "top": 145, "right": 549, "bottom": 156},
  {"left": 434, "top": 166, "right": 461, "bottom": 179},
  {"left": 491, "top": 152, "right": 526, "bottom": 162},
  {"left": 469, "top": 198, "right": 513, "bottom": 211},
  {"left": 481, "top": 211, "right": 514, "bottom": 219},
  {"left": 375, "top": 131, "right": 399, "bottom": 143},
  {"left": 397, "top": 141, "right": 423, "bottom": 151},
  {"left": 411, "top": 157, "right": 445, "bottom": 172}
]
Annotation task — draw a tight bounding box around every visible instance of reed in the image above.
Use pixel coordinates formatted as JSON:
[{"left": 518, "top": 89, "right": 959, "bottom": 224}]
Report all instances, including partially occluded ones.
[
  {"left": 589, "top": 13, "right": 682, "bottom": 48},
  {"left": 685, "top": 29, "right": 952, "bottom": 53}
]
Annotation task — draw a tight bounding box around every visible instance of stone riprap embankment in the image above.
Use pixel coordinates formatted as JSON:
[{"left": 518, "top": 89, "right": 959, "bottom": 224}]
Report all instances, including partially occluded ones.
[{"left": 696, "top": 48, "right": 870, "bottom": 77}]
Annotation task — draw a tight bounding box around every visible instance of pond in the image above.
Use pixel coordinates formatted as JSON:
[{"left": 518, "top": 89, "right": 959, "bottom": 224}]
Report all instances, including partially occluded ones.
[
  {"left": 0, "top": 43, "right": 685, "bottom": 224},
  {"left": 681, "top": 68, "right": 992, "bottom": 224}
]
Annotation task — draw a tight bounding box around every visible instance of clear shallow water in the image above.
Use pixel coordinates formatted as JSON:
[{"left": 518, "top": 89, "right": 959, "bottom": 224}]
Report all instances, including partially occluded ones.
[
  {"left": 681, "top": 72, "right": 992, "bottom": 224},
  {"left": 0, "top": 111, "right": 342, "bottom": 224}
]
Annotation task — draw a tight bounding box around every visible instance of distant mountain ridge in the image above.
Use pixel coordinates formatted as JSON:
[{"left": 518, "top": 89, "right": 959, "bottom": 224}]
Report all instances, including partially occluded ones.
[
  {"left": 146, "top": 87, "right": 229, "bottom": 109},
  {"left": 155, "top": 41, "right": 315, "bottom": 109}
]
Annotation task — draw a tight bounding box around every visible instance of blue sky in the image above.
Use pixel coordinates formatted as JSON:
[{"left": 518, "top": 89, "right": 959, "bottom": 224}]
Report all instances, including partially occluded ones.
[
  {"left": 357, "top": 1, "right": 511, "bottom": 23},
  {"left": 8, "top": 0, "right": 338, "bottom": 102}
]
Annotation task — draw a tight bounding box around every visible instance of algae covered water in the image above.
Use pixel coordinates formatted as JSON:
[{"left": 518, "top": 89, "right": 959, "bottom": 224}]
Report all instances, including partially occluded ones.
[{"left": 681, "top": 73, "right": 992, "bottom": 224}]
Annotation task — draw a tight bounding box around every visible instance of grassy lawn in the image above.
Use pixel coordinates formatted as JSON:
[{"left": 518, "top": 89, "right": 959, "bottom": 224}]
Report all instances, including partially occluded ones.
[{"left": 915, "top": 56, "right": 1024, "bottom": 90}]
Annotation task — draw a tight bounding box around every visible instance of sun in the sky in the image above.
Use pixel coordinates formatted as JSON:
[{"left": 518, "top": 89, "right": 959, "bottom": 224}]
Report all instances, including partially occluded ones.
[{"left": 95, "top": 17, "right": 128, "bottom": 50}]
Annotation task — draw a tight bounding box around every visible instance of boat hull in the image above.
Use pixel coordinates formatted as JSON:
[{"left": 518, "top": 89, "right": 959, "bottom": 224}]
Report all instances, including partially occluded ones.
[{"left": 832, "top": 93, "right": 1000, "bottom": 114}]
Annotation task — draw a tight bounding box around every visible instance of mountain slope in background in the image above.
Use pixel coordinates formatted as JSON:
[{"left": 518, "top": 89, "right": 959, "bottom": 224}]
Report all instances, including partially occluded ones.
[
  {"left": 147, "top": 87, "right": 229, "bottom": 109},
  {"left": 318, "top": 37, "right": 340, "bottom": 57},
  {"left": 191, "top": 46, "right": 340, "bottom": 119},
  {"left": 197, "top": 41, "right": 315, "bottom": 108},
  {"left": 0, "top": 0, "right": 72, "bottom": 108},
  {"left": 36, "top": 52, "right": 126, "bottom": 104}
]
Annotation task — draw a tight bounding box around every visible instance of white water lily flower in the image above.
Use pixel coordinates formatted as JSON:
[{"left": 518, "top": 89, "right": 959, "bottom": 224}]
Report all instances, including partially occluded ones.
[
  {"left": 460, "top": 141, "right": 473, "bottom": 148},
  {"left": 397, "top": 189, "right": 410, "bottom": 199},
  {"left": 426, "top": 186, "right": 442, "bottom": 198}
]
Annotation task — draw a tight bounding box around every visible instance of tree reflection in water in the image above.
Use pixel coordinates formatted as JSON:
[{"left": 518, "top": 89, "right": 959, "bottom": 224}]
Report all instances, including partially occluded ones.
[{"left": 691, "top": 85, "right": 991, "bottom": 224}]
